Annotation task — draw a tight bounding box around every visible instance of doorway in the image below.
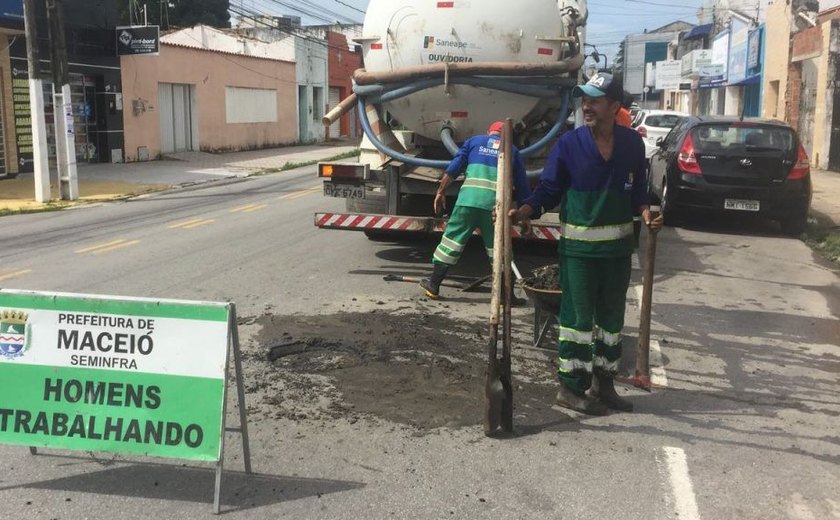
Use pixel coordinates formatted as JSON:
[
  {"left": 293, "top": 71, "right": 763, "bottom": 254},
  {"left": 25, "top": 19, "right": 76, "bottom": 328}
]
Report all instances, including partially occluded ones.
[{"left": 159, "top": 83, "right": 196, "bottom": 154}]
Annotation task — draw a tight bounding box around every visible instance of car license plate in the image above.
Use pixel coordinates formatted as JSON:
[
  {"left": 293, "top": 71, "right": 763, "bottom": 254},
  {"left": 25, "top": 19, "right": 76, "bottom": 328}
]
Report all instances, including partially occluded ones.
[
  {"left": 324, "top": 183, "right": 365, "bottom": 199},
  {"left": 724, "top": 199, "right": 760, "bottom": 211}
]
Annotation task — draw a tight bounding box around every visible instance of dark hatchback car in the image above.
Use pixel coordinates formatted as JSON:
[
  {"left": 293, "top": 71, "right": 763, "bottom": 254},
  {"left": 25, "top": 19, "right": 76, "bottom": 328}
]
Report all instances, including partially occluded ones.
[{"left": 648, "top": 116, "right": 812, "bottom": 234}]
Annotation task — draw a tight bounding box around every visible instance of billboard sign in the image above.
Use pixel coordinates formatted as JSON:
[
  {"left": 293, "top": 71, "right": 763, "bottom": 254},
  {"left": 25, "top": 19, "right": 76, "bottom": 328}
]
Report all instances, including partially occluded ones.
[
  {"left": 116, "top": 25, "right": 160, "bottom": 56},
  {"left": 655, "top": 60, "right": 682, "bottom": 91}
]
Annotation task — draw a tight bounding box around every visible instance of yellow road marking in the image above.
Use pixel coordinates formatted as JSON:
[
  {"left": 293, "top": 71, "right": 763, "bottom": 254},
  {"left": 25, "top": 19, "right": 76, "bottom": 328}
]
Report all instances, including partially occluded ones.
[
  {"left": 182, "top": 219, "right": 216, "bottom": 229},
  {"left": 75, "top": 239, "right": 127, "bottom": 254},
  {"left": 230, "top": 204, "right": 262, "bottom": 213},
  {"left": 280, "top": 186, "right": 321, "bottom": 200},
  {"left": 241, "top": 204, "right": 267, "bottom": 213},
  {"left": 90, "top": 240, "right": 141, "bottom": 254},
  {"left": 0, "top": 269, "right": 32, "bottom": 282},
  {"left": 168, "top": 218, "right": 206, "bottom": 229}
]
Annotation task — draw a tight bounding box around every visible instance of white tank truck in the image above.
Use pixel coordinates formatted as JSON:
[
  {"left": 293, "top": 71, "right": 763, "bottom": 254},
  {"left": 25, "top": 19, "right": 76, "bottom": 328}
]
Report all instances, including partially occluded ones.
[{"left": 315, "top": 0, "right": 588, "bottom": 241}]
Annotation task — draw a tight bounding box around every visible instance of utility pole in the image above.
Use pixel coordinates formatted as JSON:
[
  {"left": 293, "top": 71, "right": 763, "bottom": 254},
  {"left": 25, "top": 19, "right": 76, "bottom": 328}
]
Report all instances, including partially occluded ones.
[
  {"left": 23, "top": 0, "right": 50, "bottom": 202},
  {"left": 46, "top": 0, "right": 78, "bottom": 200}
]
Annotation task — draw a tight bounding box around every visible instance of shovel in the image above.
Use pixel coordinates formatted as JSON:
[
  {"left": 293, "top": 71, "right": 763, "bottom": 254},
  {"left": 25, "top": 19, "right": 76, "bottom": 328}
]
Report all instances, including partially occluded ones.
[
  {"left": 631, "top": 218, "right": 660, "bottom": 391},
  {"left": 485, "top": 119, "right": 514, "bottom": 436}
]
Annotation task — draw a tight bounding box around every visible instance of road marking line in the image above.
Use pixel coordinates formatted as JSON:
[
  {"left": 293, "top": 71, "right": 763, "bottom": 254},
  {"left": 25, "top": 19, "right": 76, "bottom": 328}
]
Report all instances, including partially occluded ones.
[
  {"left": 279, "top": 186, "right": 321, "bottom": 200},
  {"left": 241, "top": 204, "right": 267, "bottom": 213},
  {"left": 91, "top": 240, "right": 140, "bottom": 254},
  {"left": 168, "top": 218, "right": 206, "bottom": 229},
  {"left": 230, "top": 204, "right": 261, "bottom": 213},
  {"left": 182, "top": 219, "right": 216, "bottom": 229},
  {"left": 0, "top": 269, "right": 32, "bottom": 281},
  {"left": 650, "top": 339, "right": 668, "bottom": 387},
  {"left": 663, "top": 447, "right": 701, "bottom": 520},
  {"left": 75, "top": 239, "right": 127, "bottom": 254}
]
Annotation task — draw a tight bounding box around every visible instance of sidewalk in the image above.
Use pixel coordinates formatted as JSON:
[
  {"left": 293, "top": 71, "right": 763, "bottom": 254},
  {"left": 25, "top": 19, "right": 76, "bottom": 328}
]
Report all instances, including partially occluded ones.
[
  {"left": 810, "top": 168, "right": 840, "bottom": 228},
  {"left": 0, "top": 140, "right": 359, "bottom": 212}
]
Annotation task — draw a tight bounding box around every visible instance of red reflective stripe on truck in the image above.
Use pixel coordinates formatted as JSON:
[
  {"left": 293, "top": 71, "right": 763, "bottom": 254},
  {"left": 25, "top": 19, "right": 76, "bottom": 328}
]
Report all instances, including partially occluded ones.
[
  {"left": 437, "top": 1, "right": 455, "bottom": 7},
  {"left": 370, "top": 43, "right": 383, "bottom": 50},
  {"left": 537, "top": 48, "right": 553, "bottom": 55},
  {"left": 314, "top": 213, "right": 564, "bottom": 242}
]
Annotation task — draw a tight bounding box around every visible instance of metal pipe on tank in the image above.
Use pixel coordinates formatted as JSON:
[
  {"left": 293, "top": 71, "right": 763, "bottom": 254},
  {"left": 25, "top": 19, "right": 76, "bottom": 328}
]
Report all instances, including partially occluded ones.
[
  {"left": 322, "top": 93, "right": 357, "bottom": 127},
  {"left": 353, "top": 54, "right": 585, "bottom": 86}
]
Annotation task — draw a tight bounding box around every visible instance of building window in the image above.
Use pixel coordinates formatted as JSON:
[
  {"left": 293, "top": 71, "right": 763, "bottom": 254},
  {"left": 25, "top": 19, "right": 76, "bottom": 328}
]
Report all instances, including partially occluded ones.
[
  {"left": 313, "top": 86, "right": 324, "bottom": 120},
  {"left": 225, "top": 87, "right": 278, "bottom": 123}
]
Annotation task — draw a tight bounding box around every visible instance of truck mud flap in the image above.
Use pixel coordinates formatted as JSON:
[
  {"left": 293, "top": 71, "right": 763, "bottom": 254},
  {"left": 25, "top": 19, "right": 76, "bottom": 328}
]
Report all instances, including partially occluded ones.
[{"left": 314, "top": 213, "right": 563, "bottom": 242}]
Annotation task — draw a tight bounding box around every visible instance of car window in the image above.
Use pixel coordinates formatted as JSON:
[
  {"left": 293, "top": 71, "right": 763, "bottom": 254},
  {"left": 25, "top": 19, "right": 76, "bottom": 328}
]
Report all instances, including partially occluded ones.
[
  {"left": 631, "top": 111, "right": 645, "bottom": 128},
  {"left": 691, "top": 124, "right": 795, "bottom": 153},
  {"left": 661, "top": 119, "right": 686, "bottom": 148},
  {"left": 644, "top": 114, "right": 682, "bottom": 128}
]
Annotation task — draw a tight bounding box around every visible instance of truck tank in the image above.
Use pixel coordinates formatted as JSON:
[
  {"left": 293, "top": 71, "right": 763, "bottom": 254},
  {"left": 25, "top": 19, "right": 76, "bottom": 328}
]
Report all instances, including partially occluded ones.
[{"left": 357, "top": 0, "right": 588, "bottom": 144}]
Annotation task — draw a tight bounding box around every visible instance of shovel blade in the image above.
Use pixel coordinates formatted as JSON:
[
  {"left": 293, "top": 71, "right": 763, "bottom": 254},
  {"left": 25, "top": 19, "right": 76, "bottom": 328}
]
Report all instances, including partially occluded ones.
[{"left": 484, "top": 362, "right": 506, "bottom": 436}]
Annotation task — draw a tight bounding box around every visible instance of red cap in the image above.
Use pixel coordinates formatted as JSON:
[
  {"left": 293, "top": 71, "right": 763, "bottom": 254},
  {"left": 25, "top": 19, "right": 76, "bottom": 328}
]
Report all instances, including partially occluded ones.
[{"left": 487, "top": 121, "right": 504, "bottom": 134}]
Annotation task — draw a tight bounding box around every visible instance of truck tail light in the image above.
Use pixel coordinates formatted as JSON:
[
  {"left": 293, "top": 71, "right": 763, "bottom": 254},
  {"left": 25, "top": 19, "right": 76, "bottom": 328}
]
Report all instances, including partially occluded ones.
[{"left": 319, "top": 162, "right": 369, "bottom": 179}]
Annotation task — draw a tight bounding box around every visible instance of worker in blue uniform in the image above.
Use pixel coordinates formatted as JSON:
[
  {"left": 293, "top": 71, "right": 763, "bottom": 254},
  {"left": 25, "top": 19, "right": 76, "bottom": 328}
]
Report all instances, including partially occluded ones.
[
  {"left": 420, "top": 121, "right": 531, "bottom": 300},
  {"left": 511, "top": 73, "right": 663, "bottom": 415}
]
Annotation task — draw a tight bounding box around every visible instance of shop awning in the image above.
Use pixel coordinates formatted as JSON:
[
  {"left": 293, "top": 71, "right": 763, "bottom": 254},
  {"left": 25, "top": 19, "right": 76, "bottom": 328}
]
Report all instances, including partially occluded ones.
[
  {"left": 684, "top": 24, "right": 713, "bottom": 40},
  {"left": 729, "top": 75, "right": 762, "bottom": 86}
]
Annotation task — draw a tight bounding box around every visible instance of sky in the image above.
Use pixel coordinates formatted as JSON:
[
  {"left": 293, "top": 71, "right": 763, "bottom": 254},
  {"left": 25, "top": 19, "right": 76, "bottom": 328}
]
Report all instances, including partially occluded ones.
[{"left": 231, "top": 0, "right": 840, "bottom": 65}]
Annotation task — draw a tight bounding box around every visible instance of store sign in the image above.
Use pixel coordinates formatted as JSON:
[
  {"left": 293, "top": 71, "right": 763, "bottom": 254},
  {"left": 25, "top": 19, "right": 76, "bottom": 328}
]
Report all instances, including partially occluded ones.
[
  {"left": 0, "top": 0, "right": 23, "bottom": 22},
  {"left": 10, "top": 64, "right": 33, "bottom": 173},
  {"left": 0, "top": 290, "right": 230, "bottom": 462},
  {"left": 747, "top": 28, "right": 762, "bottom": 77},
  {"left": 728, "top": 18, "right": 750, "bottom": 85},
  {"left": 655, "top": 60, "right": 682, "bottom": 91},
  {"left": 701, "top": 32, "right": 729, "bottom": 88},
  {"left": 681, "top": 49, "right": 712, "bottom": 77},
  {"left": 116, "top": 25, "right": 160, "bottom": 56}
]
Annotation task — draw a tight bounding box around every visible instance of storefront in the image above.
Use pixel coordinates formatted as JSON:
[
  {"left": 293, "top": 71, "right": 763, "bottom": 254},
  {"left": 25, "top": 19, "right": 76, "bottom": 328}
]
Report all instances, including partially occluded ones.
[{"left": 5, "top": 0, "right": 123, "bottom": 174}]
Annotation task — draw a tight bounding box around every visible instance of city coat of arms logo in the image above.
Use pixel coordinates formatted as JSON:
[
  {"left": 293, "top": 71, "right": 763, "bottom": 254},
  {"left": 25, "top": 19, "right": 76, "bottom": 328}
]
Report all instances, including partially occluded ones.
[{"left": 0, "top": 310, "right": 30, "bottom": 359}]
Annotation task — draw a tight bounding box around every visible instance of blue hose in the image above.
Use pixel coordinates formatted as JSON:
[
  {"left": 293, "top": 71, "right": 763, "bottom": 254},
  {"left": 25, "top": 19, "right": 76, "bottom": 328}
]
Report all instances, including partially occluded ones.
[{"left": 357, "top": 90, "right": 573, "bottom": 168}]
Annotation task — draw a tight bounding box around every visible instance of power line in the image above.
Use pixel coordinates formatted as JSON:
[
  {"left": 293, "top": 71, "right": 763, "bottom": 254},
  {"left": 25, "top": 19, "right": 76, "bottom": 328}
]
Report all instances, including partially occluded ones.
[{"left": 334, "top": 0, "right": 366, "bottom": 15}]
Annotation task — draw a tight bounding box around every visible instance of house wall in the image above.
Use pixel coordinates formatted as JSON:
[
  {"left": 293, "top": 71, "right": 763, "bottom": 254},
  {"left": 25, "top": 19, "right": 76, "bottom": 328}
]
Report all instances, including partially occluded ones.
[
  {"left": 295, "top": 37, "right": 328, "bottom": 143},
  {"left": 812, "top": 19, "right": 840, "bottom": 168},
  {"left": 762, "top": 0, "right": 794, "bottom": 119},
  {"left": 327, "top": 31, "right": 361, "bottom": 137},
  {"left": 120, "top": 43, "right": 296, "bottom": 161}
]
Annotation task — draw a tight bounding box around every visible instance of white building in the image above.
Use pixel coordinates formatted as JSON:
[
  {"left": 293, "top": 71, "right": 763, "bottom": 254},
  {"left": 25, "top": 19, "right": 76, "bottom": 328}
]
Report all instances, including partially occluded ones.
[{"left": 623, "top": 21, "right": 696, "bottom": 107}]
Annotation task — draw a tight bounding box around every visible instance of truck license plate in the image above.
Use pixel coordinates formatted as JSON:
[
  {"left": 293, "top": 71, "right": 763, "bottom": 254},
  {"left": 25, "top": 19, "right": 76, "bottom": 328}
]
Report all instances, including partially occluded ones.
[
  {"left": 324, "top": 183, "right": 365, "bottom": 199},
  {"left": 724, "top": 199, "right": 760, "bottom": 211}
]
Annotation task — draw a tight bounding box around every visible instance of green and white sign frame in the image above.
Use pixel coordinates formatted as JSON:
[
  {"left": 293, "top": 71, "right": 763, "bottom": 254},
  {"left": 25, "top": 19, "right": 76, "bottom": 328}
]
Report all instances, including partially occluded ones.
[{"left": 0, "top": 289, "right": 252, "bottom": 514}]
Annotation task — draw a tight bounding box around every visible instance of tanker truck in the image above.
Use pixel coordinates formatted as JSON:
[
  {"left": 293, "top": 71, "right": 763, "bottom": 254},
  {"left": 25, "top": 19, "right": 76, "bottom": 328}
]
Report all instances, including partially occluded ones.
[{"left": 315, "top": 0, "right": 588, "bottom": 242}]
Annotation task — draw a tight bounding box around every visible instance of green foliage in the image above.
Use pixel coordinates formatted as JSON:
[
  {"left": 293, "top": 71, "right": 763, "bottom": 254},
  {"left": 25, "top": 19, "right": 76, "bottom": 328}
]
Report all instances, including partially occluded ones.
[
  {"left": 803, "top": 217, "right": 840, "bottom": 266},
  {"left": 117, "top": 0, "right": 230, "bottom": 28}
]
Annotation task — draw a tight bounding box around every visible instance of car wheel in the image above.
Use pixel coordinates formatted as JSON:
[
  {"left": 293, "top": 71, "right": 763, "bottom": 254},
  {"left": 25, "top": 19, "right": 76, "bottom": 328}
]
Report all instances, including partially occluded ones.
[
  {"left": 660, "top": 182, "right": 680, "bottom": 225},
  {"left": 780, "top": 215, "right": 808, "bottom": 236}
]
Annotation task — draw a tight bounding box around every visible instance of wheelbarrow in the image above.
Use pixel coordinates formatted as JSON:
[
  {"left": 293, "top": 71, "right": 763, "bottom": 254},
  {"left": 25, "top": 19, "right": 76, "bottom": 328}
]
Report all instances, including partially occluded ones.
[{"left": 520, "top": 279, "right": 562, "bottom": 350}]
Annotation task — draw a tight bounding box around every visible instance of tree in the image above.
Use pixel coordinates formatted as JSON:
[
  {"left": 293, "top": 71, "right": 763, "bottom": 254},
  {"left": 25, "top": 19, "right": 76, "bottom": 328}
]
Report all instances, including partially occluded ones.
[
  {"left": 117, "top": 0, "right": 230, "bottom": 29},
  {"left": 612, "top": 40, "right": 626, "bottom": 79}
]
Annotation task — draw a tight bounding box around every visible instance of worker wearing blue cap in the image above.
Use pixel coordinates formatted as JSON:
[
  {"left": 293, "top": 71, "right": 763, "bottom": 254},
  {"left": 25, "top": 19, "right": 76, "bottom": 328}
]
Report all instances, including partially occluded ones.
[{"left": 511, "top": 73, "right": 663, "bottom": 415}]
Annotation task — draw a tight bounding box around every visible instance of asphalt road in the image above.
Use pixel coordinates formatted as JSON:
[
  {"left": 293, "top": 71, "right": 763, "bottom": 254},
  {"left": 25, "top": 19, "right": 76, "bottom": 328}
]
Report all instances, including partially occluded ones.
[{"left": 0, "top": 166, "right": 838, "bottom": 519}]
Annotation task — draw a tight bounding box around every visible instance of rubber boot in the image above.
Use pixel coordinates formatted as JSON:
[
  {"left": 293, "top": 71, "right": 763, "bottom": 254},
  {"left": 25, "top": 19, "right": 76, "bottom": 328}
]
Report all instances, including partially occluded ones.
[
  {"left": 419, "top": 264, "right": 449, "bottom": 300},
  {"left": 589, "top": 372, "right": 634, "bottom": 412},
  {"left": 555, "top": 383, "right": 608, "bottom": 416}
]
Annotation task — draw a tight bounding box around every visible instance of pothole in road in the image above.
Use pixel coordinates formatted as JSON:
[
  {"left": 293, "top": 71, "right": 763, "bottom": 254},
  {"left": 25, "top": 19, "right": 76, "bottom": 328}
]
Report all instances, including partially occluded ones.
[{"left": 247, "top": 311, "right": 560, "bottom": 431}]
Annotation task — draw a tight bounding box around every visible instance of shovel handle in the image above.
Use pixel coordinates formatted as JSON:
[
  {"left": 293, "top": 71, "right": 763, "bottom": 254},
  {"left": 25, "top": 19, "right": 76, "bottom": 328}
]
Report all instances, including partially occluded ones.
[{"left": 635, "top": 223, "right": 659, "bottom": 381}]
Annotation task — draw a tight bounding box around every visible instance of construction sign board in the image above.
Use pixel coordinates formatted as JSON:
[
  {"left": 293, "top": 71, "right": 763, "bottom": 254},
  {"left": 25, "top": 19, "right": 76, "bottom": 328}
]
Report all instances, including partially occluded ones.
[{"left": 0, "top": 289, "right": 251, "bottom": 512}]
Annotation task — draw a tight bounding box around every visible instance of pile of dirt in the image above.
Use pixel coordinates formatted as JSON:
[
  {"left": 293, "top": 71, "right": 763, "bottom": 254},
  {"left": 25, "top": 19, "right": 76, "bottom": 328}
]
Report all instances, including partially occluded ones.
[
  {"left": 246, "top": 311, "right": 560, "bottom": 431},
  {"left": 522, "top": 264, "right": 560, "bottom": 291}
]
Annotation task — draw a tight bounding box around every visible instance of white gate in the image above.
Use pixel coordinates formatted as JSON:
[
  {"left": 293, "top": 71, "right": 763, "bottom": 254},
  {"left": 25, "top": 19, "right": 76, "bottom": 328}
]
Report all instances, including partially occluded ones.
[{"left": 159, "top": 83, "right": 195, "bottom": 154}]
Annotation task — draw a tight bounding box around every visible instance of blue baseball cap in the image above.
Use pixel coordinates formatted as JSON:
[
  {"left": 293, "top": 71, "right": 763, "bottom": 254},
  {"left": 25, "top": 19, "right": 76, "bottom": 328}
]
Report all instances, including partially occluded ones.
[{"left": 573, "top": 73, "right": 624, "bottom": 102}]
